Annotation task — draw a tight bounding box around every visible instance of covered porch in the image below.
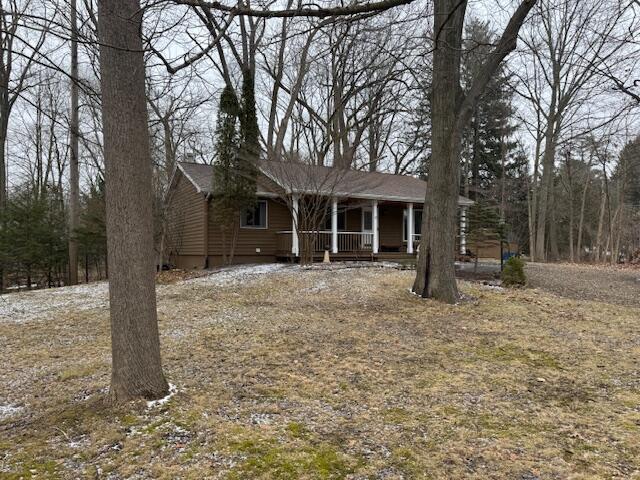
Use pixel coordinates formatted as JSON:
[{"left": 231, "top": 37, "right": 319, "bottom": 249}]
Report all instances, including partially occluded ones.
[{"left": 276, "top": 196, "right": 469, "bottom": 260}]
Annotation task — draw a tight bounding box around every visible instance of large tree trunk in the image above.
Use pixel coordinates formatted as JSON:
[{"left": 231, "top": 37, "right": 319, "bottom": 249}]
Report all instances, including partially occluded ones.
[
  {"left": 412, "top": 0, "right": 466, "bottom": 304},
  {"left": 98, "top": 0, "right": 169, "bottom": 403},
  {"left": 68, "top": 0, "right": 80, "bottom": 286}
]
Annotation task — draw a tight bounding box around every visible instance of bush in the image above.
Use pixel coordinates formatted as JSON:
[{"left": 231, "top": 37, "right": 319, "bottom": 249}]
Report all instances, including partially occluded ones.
[{"left": 502, "top": 256, "right": 526, "bottom": 287}]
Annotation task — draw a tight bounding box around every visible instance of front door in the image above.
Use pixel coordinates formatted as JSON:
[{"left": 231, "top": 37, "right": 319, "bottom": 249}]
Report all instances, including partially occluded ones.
[{"left": 362, "top": 207, "right": 373, "bottom": 249}]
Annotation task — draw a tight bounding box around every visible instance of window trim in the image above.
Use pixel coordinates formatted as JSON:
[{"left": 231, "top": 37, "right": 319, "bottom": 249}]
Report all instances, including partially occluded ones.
[{"left": 240, "top": 200, "right": 269, "bottom": 230}]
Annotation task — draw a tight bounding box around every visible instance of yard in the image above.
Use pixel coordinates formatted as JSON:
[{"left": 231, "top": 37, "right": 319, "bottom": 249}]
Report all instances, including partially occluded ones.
[{"left": 0, "top": 263, "right": 639, "bottom": 479}]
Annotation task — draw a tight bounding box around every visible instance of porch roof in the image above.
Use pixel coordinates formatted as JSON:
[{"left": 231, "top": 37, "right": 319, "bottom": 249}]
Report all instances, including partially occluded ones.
[{"left": 177, "top": 161, "right": 474, "bottom": 206}]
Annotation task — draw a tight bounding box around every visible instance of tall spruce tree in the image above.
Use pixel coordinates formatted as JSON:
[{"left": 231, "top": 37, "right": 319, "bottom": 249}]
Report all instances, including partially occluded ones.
[{"left": 461, "top": 20, "right": 516, "bottom": 201}]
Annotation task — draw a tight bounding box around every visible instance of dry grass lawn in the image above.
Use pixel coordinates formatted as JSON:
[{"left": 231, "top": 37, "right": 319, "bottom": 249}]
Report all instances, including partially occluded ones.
[{"left": 0, "top": 263, "right": 639, "bottom": 479}]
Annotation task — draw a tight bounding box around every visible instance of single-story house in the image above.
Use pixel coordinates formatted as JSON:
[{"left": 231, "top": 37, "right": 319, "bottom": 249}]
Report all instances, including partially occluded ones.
[{"left": 164, "top": 160, "right": 474, "bottom": 269}]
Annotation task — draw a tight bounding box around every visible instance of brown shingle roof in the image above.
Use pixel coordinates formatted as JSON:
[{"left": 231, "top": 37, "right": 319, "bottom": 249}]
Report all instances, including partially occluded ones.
[
  {"left": 177, "top": 161, "right": 473, "bottom": 206},
  {"left": 177, "top": 161, "right": 280, "bottom": 197}
]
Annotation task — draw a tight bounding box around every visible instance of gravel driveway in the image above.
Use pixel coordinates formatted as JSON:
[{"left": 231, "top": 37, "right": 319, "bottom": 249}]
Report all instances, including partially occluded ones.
[{"left": 526, "top": 262, "right": 640, "bottom": 307}]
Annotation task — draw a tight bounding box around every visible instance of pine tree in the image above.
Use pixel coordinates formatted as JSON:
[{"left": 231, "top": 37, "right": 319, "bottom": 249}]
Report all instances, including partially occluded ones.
[
  {"left": 0, "top": 184, "right": 68, "bottom": 289},
  {"left": 75, "top": 179, "right": 107, "bottom": 282},
  {"left": 237, "top": 69, "right": 259, "bottom": 203},
  {"left": 617, "top": 136, "right": 640, "bottom": 205},
  {"left": 409, "top": 81, "right": 432, "bottom": 180},
  {"left": 466, "top": 200, "right": 504, "bottom": 271},
  {"left": 461, "top": 19, "right": 516, "bottom": 200},
  {"left": 211, "top": 84, "right": 257, "bottom": 264}
]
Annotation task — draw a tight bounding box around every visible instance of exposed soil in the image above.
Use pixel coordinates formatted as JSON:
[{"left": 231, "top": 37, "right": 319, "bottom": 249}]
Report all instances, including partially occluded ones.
[
  {"left": 526, "top": 262, "right": 640, "bottom": 307},
  {"left": 1, "top": 263, "right": 639, "bottom": 479}
]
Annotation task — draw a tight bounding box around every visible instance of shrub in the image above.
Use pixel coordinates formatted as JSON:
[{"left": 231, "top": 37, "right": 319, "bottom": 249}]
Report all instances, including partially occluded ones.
[{"left": 502, "top": 256, "right": 526, "bottom": 287}]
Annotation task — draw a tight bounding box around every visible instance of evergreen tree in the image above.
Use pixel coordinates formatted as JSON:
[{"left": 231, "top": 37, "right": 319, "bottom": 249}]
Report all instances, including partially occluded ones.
[
  {"left": 461, "top": 19, "right": 516, "bottom": 200},
  {"left": 409, "top": 83, "right": 432, "bottom": 180},
  {"left": 466, "top": 200, "right": 504, "bottom": 271},
  {"left": 75, "top": 179, "right": 108, "bottom": 282},
  {"left": 211, "top": 84, "right": 257, "bottom": 264},
  {"left": 0, "top": 185, "right": 67, "bottom": 288},
  {"left": 237, "top": 69, "right": 260, "bottom": 202},
  {"left": 617, "top": 136, "right": 640, "bottom": 205}
]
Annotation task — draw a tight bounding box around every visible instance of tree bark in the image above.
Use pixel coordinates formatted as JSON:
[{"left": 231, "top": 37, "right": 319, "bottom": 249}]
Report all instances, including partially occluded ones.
[
  {"left": 594, "top": 184, "right": 606, "bottom": 263},
  {"left": 533, "top": 110, "right": 558, "bottom": 262},
  {"left": 566, "top": 154, "right": 575, "bottom": 262},
  {"left": 576, "top": 153, "right": 593, "bottom": 261},
  {"left": 412, "top": 0, "right": 466, "bottom": 303},
  {"left": 68, "top": 0, "right": 80, "bottom": 286},
  {"left": 549, "top": 186, "right": 560, "bottom": 261},
  {"left": 0, "top": 108, "right": 8, "bottom": 293},
  {"left": 98, "top": 0, "right": 169, "bottom": 403}
]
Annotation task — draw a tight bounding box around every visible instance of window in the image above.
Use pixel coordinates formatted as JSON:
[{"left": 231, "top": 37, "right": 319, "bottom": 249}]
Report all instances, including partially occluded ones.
[
  {"left": 403, "top": 209, "right": 423, "bottom": 241},
  {"left": 362, "top": 208, "right": 373, "bottom": 231},
  {"left": 324, "top": 210, "right": 346, "bottom": 231},
  {"left": 241, "top": 201, "right": 268, "bottom": 229}
]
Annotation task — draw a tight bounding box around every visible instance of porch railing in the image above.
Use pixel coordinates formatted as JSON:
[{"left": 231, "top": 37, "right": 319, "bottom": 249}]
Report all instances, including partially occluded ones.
[{"left": 277, "top": 231, "right": 374, "bottom": 254}]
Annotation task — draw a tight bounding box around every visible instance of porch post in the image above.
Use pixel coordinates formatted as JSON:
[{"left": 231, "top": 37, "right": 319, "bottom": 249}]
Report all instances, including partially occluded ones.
[
  {"left": 292, "top": 195, "right": 299, "bottom": 256},
  {"left": 331, "top": 198, "right": 338, "bottom": 254},
  {"left": 459, "top": 205, "right": 467, "bottom": 255},
  {"left": 372, "top": 200, "right": 379, "bottom": 254},
  {"left": 407, "top": 202, "right": 414, "bottom": 254}
]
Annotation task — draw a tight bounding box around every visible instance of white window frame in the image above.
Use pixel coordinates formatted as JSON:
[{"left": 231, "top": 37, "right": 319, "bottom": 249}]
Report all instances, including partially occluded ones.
[{"left": 240, "top": 200, "right": 269, "bottom": 229}]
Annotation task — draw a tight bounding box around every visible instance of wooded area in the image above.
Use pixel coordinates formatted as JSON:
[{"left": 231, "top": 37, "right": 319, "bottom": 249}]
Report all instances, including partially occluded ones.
[{"left": 0, "top": 0, "right": 638, "bottom": 400}]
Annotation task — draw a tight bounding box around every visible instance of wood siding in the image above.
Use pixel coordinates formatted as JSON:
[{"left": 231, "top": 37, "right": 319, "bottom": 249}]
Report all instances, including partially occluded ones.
[
  {"left": 165, "top": 173, "right": 206, "bottom": 268},
  {"left": 165, "top": 173, "right": 449, "bottom": 267},
  {"left": 468, "top": 241, "right": 519, "bottom": 260},
  {"left": 207, "top": 197, "right": 291, "bottom": 261}
]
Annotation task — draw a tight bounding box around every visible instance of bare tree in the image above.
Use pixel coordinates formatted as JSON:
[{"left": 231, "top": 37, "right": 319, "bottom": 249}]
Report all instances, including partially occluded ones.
[
  {"left": 0, "top": 0, "right": 52, "bottom": 291},
  {"left": 68, "top": 0, "right": 80, "bottom": 285},
  {"left": 514, "top": 0, "right": 633, "bottom": 261}
]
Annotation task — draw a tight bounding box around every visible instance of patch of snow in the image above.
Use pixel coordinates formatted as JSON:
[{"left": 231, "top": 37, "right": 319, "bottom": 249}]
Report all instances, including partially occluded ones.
[
  {"left": 184, "top": 263, "right": 293, "bottom": 287},
  {"left": 146, "top": 383, "right": 177, "bottom": 409},
  {"left": 0, "top": 281, "right": 109, "bottom": 324},
  {"left": 0, "top": 404, "right": 23, "bottom": 420},
  {"left": 481, "top": 284, "right": 505, "bottom": 291},
  {"left": 304, "top": 261, "right": 400, "bottom": 271}
]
